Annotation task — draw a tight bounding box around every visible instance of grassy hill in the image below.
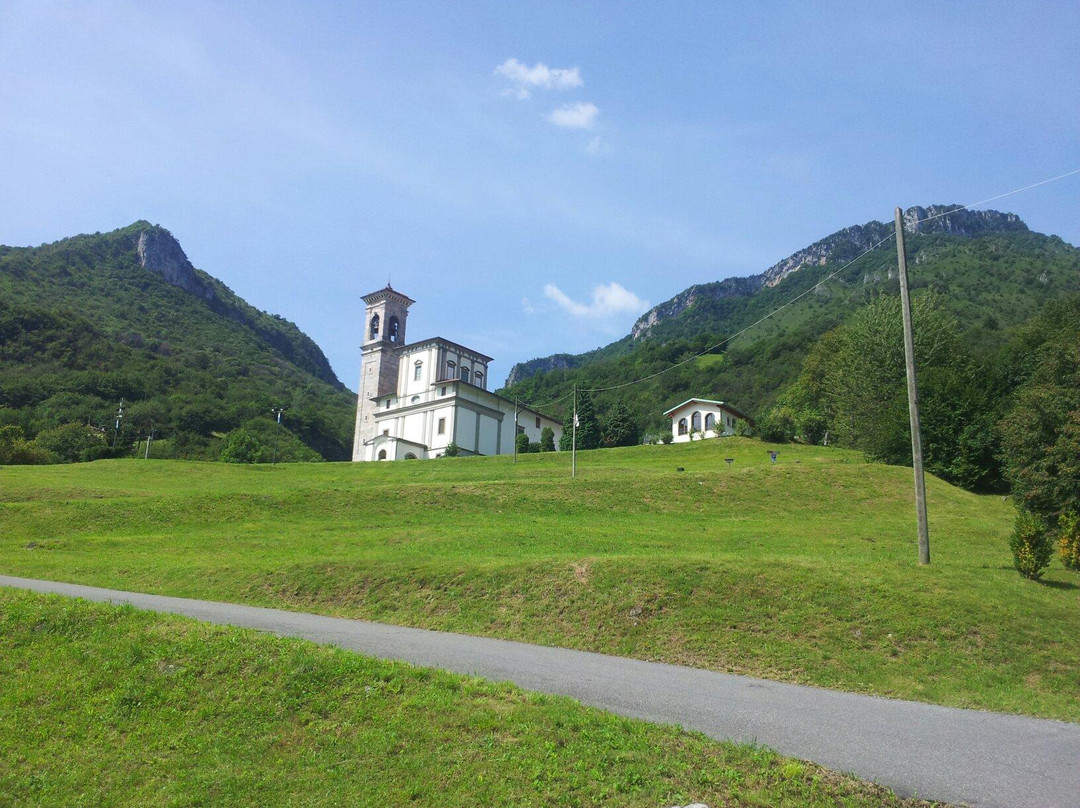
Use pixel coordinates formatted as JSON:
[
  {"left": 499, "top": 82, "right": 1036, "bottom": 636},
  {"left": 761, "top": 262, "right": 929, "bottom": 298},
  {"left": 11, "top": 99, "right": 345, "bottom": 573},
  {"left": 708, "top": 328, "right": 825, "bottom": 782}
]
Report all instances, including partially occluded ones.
[
  {"left": 0, "top": 222, "right": 356, "bottom": 459},
  {"left": 0, "top": 590, "right": 932, "bottom": 807},
  {"left": 501, "top": 217, "right": 1080, "bottom": 436},
  {"left": 3, "top": 439, "right": 1076, "bottom": 722}
]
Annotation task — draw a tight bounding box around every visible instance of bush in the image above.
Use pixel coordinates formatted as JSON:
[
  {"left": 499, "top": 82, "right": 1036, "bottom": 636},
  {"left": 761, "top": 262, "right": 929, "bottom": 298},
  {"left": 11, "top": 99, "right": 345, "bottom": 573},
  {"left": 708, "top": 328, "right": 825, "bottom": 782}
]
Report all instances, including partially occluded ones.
[
  {"left": 1009, "top": 509, "right": 1054, "bottom": 580},
  {"left": 539, "top": 427, "right": 555, "bottom": 452},
  {"left": 660, "top": 433, "right": 673, "bottom": 445},
  {"left": 219, "top": 428, "right": 261, "bottom": 463},
  {"left": 1058, "top": 512, "right": 1080, "bottom": 572},
  {"left": 757, "top": 408, "right": 795, "bottom": 443},
  {"left": 443, "top": 442, "right": 460, "bottom": 457},
  {"left": 797, "top": 410, "right": 828, "bottom": 445},
  {"left": 515, "top": 432, "right": 530, "bottom": 455},
  {"left": 734, "top": 419, "right": 753, "bottom": 437}
]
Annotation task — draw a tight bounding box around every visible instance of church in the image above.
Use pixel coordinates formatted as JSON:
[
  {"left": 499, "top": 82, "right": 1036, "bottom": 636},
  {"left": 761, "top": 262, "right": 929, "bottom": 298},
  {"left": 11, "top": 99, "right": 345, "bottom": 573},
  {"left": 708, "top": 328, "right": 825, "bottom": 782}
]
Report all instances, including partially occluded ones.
[{"left": 352, "top": 286, "right": 563, "bottom": 461}]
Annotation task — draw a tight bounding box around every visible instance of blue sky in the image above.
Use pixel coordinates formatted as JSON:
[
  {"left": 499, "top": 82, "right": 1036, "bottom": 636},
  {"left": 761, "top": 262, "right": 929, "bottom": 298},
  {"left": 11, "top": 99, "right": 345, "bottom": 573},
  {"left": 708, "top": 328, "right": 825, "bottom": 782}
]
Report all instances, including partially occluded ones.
[{"left": 2, "top": 1, "right": 1078, "bottom": 390}]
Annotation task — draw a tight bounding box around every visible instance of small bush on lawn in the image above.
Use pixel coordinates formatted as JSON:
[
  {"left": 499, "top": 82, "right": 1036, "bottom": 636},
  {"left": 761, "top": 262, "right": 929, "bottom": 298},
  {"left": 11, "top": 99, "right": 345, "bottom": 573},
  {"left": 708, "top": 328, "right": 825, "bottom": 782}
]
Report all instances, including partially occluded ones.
[
  {"left": 1009, "top": 508, "right": 1054, "bottom": 580},
  {"left": 1058, "top": 511, "right": 1080, "bottom": 572}
]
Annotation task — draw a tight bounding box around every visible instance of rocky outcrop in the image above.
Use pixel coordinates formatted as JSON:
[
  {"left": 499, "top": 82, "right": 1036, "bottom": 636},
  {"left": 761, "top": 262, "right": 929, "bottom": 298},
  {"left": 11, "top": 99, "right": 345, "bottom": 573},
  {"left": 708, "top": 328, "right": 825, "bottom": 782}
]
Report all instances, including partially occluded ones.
[
  {"left": 136, "top": 226, "right": 217, "bottom": 304},
  {"left": 630, "top": 276, "right": 762, "bottom": 339}
]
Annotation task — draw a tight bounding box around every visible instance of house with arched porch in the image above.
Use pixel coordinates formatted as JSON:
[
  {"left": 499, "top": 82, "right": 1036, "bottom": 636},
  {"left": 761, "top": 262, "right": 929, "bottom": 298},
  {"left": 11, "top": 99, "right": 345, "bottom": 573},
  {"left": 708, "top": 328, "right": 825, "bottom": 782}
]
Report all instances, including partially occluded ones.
[{"left": 663, "top": 398, "right": 749, "bottom": 443}]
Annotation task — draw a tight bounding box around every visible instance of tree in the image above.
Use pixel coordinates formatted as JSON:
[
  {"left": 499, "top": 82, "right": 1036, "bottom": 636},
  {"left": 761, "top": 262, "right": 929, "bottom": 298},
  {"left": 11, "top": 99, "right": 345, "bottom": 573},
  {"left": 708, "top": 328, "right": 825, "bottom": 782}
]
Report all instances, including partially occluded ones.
[
  {"left": 32, "top": 422, "right": 104, "bottom": 463},
  {"left": 539, "top": 426, "right": 555, "bottom": 452},
  {"left": 515, "top": 432, "right": 530, "bottom": 455},
  {"left": 559, "top": 390, "right": 601, "bottom": 451},
  {"left": 219, "top": 428, "right": 261, "bottom": 463},
  {"left": 602, "top": 400, "right": 639, "bottom": 447}
]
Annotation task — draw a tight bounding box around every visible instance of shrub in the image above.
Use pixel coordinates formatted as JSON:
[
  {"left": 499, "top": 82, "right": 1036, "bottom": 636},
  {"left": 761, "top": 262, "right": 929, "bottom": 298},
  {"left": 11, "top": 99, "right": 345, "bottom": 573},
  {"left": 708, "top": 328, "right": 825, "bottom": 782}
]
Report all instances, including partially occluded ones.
[
  {"left": 660, "top": 433, "right": 673, "bottom": 445},
  {"left": 515, "top": 432, "right": 530, "bottom": 455},
  {"left": 443, "top": 442, "right": 460, "bottom": 457},
  {"left": 1058, "top": 512, "right": 1080, "bottom": 572},
  {"left": 539, "top": 427, "right": 555, "bottom": 452},
  {"left": 734, "top": 418, "right": 753, "bottom": 437},
  {"left": 1009, "top": 509, "right": 1054, "bottom": 580}
]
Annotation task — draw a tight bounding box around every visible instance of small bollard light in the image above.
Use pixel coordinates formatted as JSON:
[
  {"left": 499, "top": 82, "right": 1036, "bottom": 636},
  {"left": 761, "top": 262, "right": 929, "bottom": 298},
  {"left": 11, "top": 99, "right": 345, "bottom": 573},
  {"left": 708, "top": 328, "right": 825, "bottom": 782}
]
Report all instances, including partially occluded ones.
[{"left": 725, "top": 458, "right": 734, "bottom": 467}]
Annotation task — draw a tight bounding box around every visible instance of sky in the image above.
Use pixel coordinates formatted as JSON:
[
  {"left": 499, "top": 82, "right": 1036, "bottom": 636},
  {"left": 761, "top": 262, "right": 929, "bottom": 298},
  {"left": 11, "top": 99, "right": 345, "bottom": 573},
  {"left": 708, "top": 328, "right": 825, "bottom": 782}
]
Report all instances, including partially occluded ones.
[{"left": 1, "top": 1, "right": 1078, "bottom": 391}]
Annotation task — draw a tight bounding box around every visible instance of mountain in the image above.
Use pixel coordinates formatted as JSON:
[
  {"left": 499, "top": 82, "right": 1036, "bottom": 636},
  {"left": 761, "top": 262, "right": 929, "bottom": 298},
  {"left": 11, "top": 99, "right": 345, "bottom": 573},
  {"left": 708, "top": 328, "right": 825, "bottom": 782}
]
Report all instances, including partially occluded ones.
[
  {"left": 0, "top": 222, "right": 356, "bottom": 460},
  {"left": 501, "top": 205, "right": 1080, "bottom": 434}
]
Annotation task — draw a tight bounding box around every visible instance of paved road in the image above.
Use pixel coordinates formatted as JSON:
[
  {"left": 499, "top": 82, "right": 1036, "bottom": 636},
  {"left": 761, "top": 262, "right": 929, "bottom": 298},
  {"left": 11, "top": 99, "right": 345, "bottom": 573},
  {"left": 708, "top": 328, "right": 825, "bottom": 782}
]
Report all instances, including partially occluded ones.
[{"left": 3, "top": 575, "right": 1078, "bottom": 808}]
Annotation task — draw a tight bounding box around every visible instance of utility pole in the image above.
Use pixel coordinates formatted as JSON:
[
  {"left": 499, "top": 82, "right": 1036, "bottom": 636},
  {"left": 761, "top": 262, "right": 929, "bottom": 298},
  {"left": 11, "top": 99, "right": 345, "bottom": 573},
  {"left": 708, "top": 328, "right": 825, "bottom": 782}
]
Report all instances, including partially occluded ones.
[
  {"left": 271, "top": 407, "right": 285, "bottom": 465},
  {"left": 113, "top": 399, "right": 124, "bottom": 449},
  {"left": 571, "top": 384, "right": 578, "bottom": 478},
  {"left": 513, "top": 400, "right": 519, "bottom": 464},
  {"left": 144, "top": 429, "right": 156, "bottom": 459},
  {"left": 894, "top": 207, "right": 930, "bottom": 565}
]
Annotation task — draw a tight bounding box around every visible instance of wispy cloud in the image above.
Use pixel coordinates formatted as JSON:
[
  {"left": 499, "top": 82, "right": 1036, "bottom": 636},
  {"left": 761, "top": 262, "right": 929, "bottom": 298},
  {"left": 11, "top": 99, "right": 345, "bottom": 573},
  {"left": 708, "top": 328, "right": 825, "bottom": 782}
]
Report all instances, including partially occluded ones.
[
  {"left": 494, "top": 59, "right": 583, "bottom": 100},
  {"left": 548, "top": 101, "right": 599, "bottom": 130},
  {"left": 543, "top": 282, "right": 648, "bottom": 319}
]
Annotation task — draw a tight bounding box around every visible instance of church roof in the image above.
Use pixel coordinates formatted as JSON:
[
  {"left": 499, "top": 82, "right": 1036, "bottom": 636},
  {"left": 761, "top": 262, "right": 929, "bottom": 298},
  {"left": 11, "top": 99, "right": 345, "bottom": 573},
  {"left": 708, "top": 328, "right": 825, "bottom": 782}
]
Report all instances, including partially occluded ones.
[{"left": 361, "top": 284, "right": 415, "bottom": 304}]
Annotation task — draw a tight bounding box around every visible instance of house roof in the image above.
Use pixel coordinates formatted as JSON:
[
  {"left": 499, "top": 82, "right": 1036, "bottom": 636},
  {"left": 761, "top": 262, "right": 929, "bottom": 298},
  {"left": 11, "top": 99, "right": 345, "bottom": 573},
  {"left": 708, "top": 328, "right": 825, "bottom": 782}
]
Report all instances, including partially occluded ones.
[
  {"left": 662, "top": 398, "right": 750, "bottom": 422},
  {"left": 403, "top": 336, "right": 494, "bottom": 363}
]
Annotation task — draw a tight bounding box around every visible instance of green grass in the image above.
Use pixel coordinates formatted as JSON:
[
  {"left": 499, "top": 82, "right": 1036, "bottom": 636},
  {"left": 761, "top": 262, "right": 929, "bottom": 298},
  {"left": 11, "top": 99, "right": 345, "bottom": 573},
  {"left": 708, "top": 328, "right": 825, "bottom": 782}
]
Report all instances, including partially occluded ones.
[
  {"left": 2, "top": 439, "right": 1078, "bottom": 722},
  {"left": 0, "top": 591, "right": 940, "bottom": 807}
]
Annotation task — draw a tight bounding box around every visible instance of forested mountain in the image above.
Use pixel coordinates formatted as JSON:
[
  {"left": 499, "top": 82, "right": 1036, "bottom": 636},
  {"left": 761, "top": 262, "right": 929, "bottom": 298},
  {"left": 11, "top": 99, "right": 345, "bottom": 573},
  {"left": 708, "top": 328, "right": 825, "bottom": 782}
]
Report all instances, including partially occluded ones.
[
  {"left": 0, "top": 222, "right": 355, "bottom": 460},
  {"left": 501, "top": 205, "right": 1080, "bottom": 441}
]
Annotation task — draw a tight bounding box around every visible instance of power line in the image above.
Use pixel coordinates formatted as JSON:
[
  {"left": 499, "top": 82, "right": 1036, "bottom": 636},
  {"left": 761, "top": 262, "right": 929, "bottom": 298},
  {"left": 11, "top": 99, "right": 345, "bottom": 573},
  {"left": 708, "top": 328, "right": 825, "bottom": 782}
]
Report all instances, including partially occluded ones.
[{"left": 916, "top": 168, "right": 1080, "bottom": 225}]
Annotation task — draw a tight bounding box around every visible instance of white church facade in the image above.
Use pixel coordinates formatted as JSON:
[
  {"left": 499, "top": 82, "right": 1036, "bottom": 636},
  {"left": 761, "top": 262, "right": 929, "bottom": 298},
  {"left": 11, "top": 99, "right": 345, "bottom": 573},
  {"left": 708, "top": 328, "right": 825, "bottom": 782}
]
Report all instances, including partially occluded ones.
[{"left": 352, "top": 286, "right": 563, "bottom": 461}]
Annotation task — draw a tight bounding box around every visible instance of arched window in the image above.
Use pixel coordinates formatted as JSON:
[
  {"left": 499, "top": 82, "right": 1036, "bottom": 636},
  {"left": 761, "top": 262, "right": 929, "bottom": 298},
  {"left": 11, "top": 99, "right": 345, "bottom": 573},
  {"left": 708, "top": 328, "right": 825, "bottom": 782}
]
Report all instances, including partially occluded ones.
[
  {"left": 369, "top": 313, "right": 380, "bottom": 340},
  {"left": 459, "top": 365, "right": 470, "bottom": 382},
  {"left": 474, "top": 371, "right": 483, "bottom": 388},
  {"left": 691, "top": 411, "right": 702, "bottom": 432},
  {"left": 377, "top": 449, "right": 387, "bottom": 460},
  {"left": 387, "top": 316, "right": 400, "bottom": 344},
  {"left": 704, "top": 413, "right": 715, "bottom": 432},
  {"left": 678, "top": 418, "right": 688, "bottom": 436},
  {"left": 403, "top": 453, "right": 417, "bottom": 460},
  {"left": 447, "top": 360, "right": 456, "bottom": 378}
]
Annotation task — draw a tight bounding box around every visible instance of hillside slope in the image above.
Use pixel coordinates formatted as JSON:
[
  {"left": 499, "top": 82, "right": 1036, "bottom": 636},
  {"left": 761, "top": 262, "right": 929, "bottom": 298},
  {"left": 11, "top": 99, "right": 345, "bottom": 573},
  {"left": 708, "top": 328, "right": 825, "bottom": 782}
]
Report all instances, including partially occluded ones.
[
  {"left": 502, "top": 206, "right": 1079, "bottom": 432},
  {"left": 0, "top": 222, "right": 356, "bottom": 459}
]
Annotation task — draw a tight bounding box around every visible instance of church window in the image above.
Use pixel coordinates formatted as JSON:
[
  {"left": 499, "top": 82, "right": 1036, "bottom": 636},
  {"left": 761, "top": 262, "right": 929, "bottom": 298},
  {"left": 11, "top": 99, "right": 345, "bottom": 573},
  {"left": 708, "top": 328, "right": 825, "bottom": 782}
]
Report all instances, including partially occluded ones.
[
  {"left": 414, "top": 362, "right": 422, "bottom": 381},
  {"left": 705, "top": 413, "right": 715, "bottom": 432},
  {"left": 447, "top": 360, "right": 456, "bottom": 378},
  {"left": 678, "top": 418, "right": 688, "bottom": 436},
  {"left": 459, "top": 365, "right": 470, "bottom": 382},
  {"left": 404, "top": 453, "right": 417, "bottom": 460},
  {"left": 411, "top": 396, "right": 419, "bottom": 404},
  {"left": 437, "top": 418, "right": 445, "bottom": 435},
  {"left": 691, "top": 412, "right": 702, "bottom": 432},
  {"left": 535, "top": 416, "right": 541, "bottom": 428},
  {"left": 385, "top": 400, "right": 391, "bottom": 409},
  {"left": 377, "top": 450, "right": 387, "bottom": 460},
  {"left": 388, "top": 316, "right": 400, "bottom": 344},
  {"left": 369, "top": 313, "right": 380, "bottom": 340},
  {"left": 474, "top": 371, "right": 483, "bottom": 387},
  {"left": 440, "top": 386, "right": 447, "bottom": 396}
]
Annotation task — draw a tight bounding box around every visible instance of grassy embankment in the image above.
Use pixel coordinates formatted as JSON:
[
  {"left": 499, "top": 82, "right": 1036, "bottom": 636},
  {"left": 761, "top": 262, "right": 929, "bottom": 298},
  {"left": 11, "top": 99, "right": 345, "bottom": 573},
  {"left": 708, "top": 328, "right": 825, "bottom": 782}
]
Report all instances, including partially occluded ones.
[
  {"left": 0, "top": 590, "right": 939, "bottom": 807},
  {"left": 1, "top": 438, "right": 1077, "bottom": 721}
]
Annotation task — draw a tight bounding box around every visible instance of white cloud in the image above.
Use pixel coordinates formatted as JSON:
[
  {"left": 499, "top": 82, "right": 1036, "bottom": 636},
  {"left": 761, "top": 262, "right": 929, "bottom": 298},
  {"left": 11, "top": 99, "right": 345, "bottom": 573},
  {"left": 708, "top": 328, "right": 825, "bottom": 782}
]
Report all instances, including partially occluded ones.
[
  {"left": 494, "top": 59, "right": 583, "bottom": 97},
  {"left": 543, "top": 282, "right": 649, "bottom": 319},
  {"left": 548, "top": 101, "right": 599, "bottom": 130},
  {"left": 521, "top": 296, "right": 536, "bottom": 314}
]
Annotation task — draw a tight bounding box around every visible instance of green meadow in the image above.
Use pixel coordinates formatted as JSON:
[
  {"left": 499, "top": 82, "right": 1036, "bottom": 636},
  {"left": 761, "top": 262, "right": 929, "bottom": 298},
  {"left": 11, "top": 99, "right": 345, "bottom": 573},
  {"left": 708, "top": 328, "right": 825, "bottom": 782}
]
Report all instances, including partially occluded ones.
[{"left": 2, "top": 438, "right": 1078, "bottom": 721}]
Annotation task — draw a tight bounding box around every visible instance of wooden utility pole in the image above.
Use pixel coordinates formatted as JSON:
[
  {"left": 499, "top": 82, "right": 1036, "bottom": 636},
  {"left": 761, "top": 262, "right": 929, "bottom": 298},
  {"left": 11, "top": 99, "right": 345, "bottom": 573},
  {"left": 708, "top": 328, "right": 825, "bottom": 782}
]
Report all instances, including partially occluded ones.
[
  {"left": 894, "top": 207, "right": 931, "bottom": 565},
  {"left": 571, "top": 384, "right": 578, "bottom": 478}
]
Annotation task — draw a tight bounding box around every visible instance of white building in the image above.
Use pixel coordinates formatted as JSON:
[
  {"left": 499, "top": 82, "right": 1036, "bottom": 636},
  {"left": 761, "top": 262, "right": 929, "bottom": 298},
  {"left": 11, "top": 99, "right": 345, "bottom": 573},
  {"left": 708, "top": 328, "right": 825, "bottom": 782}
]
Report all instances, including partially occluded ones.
[
  {"left": 352, "top": 286, "right": 562, "bottom": 461},
  {"left": 663, "top": 398, "right": 749, "bottom": 443}
]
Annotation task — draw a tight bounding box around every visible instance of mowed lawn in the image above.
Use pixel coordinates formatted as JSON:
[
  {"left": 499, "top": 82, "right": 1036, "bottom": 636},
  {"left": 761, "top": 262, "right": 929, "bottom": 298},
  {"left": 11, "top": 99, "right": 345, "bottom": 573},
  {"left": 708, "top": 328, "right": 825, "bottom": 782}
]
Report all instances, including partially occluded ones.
[{"left": 2, "top": 438, "right": 1077, "bottom": 721}]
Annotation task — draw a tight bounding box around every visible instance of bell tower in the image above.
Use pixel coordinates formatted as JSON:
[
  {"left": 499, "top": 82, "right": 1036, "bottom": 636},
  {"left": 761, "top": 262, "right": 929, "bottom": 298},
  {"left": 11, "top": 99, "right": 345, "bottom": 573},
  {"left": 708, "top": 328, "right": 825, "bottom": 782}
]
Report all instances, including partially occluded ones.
[{"left": 352, "top": 285, "right": 414, "bottom": 460}]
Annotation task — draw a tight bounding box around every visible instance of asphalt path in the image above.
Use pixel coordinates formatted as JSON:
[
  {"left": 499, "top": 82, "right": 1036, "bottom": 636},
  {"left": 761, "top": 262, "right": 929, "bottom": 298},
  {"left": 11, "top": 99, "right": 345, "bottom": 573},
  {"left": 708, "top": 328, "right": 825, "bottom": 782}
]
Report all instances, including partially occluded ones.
[{"left": 3, "top": 575, "right": 1078, "bottom": 808}]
